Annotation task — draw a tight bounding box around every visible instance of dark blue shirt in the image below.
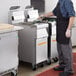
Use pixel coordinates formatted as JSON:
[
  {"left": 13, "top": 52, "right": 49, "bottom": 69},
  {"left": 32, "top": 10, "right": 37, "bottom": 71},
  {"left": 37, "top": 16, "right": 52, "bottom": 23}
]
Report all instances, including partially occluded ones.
[{"left": 53, "top": 0, "right": 75, "bottom": 18}]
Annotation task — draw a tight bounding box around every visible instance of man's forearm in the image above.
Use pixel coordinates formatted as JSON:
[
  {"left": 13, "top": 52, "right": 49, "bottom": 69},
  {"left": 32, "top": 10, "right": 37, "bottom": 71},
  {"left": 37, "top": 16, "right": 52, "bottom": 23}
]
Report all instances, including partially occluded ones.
[
  {"left": 65, "top": 16, "right": 75, "bottom": 38},
  {"left": 42, "top": 12, "right": 54, "bottom": 17},
  {"left": 44, "top": 12, "right": 54, "bottom": 17},
  {"left": 67, "top": 16, "right": 75, "bottom": 30}
]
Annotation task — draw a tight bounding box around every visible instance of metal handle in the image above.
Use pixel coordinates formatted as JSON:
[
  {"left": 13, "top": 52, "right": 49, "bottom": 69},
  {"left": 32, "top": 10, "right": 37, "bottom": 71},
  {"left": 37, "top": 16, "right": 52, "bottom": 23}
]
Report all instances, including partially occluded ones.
[{"left": 0, "top": 37, "right": 1, "bottom": 40}]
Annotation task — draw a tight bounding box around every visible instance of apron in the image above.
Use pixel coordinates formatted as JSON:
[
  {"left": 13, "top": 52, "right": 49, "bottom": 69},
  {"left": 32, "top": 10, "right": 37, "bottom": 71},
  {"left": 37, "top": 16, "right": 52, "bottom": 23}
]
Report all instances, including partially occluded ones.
[{"left": 55, "top": 3, "right": 70, "bottom": 44}]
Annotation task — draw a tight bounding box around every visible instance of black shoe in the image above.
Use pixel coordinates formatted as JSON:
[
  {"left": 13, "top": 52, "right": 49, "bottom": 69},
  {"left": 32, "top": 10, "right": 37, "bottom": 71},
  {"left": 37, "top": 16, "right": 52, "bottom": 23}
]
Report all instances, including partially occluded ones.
[
  {"left": 53, "top": 66, "right": 64, "bottom": 71},
  {"left": 59, "top": 71, "right": 74, "bottom": 76},
  {"left": 68, "top": 71, "right": 74, "bottom": 75}
]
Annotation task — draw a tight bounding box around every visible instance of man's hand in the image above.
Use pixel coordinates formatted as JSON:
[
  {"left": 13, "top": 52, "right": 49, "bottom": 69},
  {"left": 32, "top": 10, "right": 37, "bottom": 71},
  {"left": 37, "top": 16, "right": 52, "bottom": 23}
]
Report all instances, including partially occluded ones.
[
  {"left": 38, "top": 15, "right": 44, "bottom": 20},
  {"left": 65, "top": 29, "right": 71, "bottom": 38}
]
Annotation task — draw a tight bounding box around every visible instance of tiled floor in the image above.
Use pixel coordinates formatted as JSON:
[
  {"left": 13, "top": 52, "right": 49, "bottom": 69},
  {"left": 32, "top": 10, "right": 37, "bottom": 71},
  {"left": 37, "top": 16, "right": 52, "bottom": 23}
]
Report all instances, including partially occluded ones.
[
  {"left": 4, "top": 47, "right": 76, "bottom": 76},
  {"left": 18, "top": 62, "right": 57, "bottom": 76}
]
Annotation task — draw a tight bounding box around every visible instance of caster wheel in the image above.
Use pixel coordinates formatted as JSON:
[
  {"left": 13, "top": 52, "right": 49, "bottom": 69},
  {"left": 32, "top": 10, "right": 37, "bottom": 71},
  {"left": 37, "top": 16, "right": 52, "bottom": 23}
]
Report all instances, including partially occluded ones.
[
  {"left": 47, "top": 59, "right": 51, "bottom": 65},
  {"left": 11, "top": 72, "right": 17, "bottom": 76},
  {"left": 55, "top": 57, "right": 58, "bottom": 62},
  {"left": 53, "top": 57, "right": 58, "bottom": 62},
  {"left": 40, "top": 63, "right": 44, "bottom": 67},
  {"left": 32, "top": 65, "right": 37, "bottom": 71}
]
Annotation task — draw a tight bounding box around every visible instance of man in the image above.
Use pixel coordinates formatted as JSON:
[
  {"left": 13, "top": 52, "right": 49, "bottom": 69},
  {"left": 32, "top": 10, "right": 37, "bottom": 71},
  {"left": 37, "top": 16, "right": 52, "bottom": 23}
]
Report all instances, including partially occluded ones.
[{"left": 40, "top": 0, "right": 75, "bottom": 76}]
